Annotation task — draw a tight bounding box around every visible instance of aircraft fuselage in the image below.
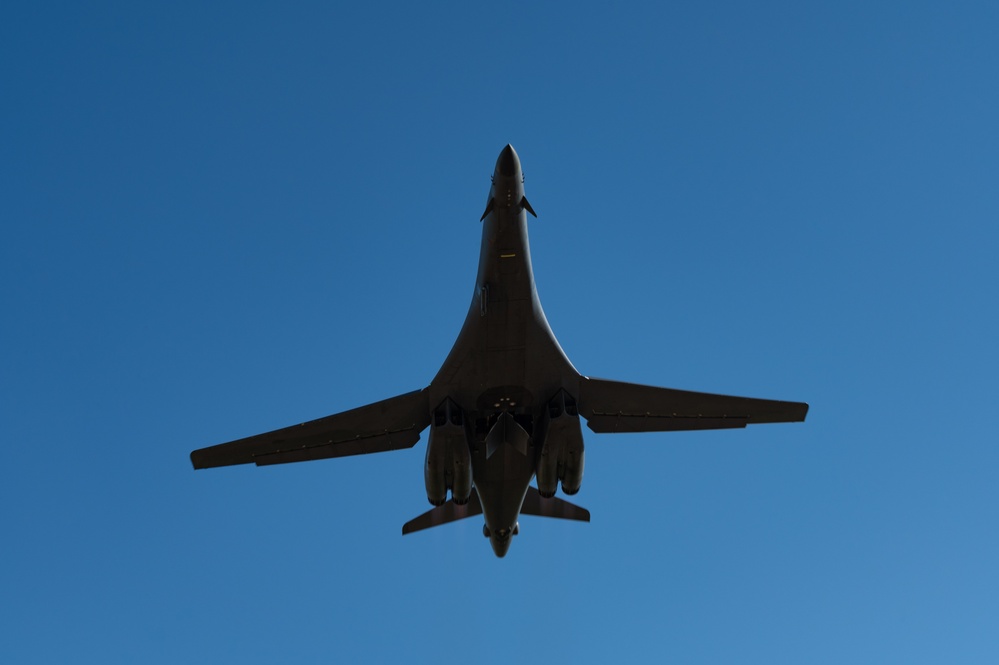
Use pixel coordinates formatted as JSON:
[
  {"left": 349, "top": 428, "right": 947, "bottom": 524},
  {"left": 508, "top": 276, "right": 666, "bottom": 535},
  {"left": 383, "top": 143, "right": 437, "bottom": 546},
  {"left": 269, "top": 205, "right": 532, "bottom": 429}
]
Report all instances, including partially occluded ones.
[{"left": 429, "top": 145, "right": 576, "bottom": 556}]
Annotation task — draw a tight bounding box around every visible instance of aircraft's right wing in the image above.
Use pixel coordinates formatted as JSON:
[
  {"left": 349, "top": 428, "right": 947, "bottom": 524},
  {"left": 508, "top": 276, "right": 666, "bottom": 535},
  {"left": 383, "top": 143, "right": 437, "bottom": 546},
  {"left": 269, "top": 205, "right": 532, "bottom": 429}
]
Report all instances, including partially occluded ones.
[
  {"left": 578, "top": 377, "right": 807, "bottom": 433},
  {"left": 190, "top": 388, "right": 431, "bottom": 469}
]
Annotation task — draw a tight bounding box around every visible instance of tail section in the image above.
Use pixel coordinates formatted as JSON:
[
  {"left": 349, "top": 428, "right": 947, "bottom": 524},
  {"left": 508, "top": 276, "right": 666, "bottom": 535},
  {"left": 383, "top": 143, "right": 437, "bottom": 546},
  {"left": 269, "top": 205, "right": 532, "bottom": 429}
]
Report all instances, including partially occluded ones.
[
  {"left": 521, "top": 487, "right": 590, "bottom": 523},
  {"left": 402, "top": 486, "right": 590, "bottom": 535},
  {"left": 402, "top": 489, "right": 483, "bottom": 535}
]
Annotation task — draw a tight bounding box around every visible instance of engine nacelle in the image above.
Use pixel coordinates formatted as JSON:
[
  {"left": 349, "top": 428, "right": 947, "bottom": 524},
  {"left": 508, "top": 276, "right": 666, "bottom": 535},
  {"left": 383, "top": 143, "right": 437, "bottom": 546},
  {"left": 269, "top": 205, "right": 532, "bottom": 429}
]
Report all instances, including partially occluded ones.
[
  {"left": 424, "top": 398, "right": 472, "bottom": 505},
  {"left": 536, "top": 389, "right": 585, "bottom": 497}
]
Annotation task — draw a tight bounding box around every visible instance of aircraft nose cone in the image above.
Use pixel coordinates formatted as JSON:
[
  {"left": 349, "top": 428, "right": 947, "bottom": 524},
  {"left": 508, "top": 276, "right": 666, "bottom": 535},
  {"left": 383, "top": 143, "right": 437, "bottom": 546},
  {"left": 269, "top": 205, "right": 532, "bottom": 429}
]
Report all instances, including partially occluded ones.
[{"left": 495, "top": 144, "right": 520, "bottom": 178}]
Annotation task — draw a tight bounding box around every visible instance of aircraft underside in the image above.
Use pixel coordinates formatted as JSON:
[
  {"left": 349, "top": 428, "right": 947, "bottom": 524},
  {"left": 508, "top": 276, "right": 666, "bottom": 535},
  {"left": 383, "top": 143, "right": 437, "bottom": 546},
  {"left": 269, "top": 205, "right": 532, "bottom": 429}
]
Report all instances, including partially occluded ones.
[{"left": 190, "top": 145, "right": 808, "bottom": 557}]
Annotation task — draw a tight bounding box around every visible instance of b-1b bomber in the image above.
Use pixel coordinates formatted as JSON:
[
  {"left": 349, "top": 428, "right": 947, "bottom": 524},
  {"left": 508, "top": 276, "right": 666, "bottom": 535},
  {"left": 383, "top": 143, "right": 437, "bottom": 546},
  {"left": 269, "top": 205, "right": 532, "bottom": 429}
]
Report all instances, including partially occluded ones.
[{"left": 191, "top": 145, "right": 808, "bottom": 557}]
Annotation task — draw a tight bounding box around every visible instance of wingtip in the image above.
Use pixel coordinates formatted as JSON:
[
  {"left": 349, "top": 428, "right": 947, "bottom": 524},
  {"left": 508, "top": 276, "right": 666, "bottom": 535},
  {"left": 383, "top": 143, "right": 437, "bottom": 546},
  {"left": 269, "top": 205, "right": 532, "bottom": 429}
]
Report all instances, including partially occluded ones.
[{"left": 190, "top": 450, "right": 207, "bottom": 470}]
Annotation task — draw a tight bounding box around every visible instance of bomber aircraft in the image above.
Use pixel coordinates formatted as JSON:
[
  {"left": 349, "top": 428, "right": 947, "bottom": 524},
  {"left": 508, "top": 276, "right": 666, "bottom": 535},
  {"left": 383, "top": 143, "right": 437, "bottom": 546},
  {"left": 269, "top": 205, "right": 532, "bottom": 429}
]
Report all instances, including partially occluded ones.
[{"left": 191, "top": 145, "right": 808, "bottom": 557}]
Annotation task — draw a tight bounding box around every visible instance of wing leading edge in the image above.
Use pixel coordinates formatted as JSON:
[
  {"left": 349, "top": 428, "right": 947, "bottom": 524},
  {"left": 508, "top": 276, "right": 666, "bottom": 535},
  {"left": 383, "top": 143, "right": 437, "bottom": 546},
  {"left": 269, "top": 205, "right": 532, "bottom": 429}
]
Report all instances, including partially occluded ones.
[
  {"left": 578, "top": 377, "right": 808, "bottom": 433},
  {"left": 190, "top": 388, "right": 431, "bottom": 469}
]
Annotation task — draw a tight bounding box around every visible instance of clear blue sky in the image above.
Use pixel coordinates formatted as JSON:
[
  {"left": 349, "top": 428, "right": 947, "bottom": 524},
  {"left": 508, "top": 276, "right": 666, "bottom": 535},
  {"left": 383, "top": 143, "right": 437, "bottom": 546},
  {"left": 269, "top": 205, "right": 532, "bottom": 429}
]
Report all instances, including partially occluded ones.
[{"left": 3, "top": 1, "right": 997, "bottom": 663}]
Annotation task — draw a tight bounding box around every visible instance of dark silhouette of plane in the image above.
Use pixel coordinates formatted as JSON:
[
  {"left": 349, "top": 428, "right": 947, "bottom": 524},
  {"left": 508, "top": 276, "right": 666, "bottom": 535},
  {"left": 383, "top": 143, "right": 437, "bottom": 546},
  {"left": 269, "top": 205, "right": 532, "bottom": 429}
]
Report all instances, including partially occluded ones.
[{"left": 191, "top": 145, "right": 808, "bottom": 557}]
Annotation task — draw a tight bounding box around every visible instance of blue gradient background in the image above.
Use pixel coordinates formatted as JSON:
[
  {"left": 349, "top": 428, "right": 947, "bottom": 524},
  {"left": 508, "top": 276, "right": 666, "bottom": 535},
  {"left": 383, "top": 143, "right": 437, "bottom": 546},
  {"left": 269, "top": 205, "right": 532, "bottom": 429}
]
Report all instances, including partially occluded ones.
[{"left": 3, "top": 2, "right": 997, "bottom": 662}]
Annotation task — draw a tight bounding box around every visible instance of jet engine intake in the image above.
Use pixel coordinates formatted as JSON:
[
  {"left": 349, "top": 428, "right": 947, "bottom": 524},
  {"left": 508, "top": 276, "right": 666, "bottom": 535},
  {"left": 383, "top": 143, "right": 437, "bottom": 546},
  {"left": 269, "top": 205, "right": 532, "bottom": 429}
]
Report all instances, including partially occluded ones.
[
  {"left": 424, "top": 398, "right": 472, "bottom": 505},
  {"left": 536, "top": 389, "right": 585, "bottom": 497}
]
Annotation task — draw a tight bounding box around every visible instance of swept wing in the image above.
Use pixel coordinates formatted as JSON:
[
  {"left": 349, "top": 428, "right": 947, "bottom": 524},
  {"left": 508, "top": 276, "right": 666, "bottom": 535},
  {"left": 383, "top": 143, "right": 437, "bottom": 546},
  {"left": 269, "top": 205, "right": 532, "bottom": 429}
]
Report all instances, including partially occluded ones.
[
  {"left": 191, "top": 388, "right": 430, "bottom": 468},
  {"left": 579, "top": 377, "right": 807, "bottom": 433}
]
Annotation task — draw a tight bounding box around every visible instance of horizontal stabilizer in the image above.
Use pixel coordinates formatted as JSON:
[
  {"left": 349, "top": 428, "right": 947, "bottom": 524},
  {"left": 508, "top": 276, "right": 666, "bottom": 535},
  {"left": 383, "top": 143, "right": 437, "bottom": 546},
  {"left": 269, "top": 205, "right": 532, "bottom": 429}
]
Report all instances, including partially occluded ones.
[
  {"left": 402, "top": 489, "right": 483, "bottom": 535},
  {"left": 521, "top": 487, "right": 590, "bottom": 522},
  {"left": 579, "top": 377, "right": 807, "bottom": 433}
]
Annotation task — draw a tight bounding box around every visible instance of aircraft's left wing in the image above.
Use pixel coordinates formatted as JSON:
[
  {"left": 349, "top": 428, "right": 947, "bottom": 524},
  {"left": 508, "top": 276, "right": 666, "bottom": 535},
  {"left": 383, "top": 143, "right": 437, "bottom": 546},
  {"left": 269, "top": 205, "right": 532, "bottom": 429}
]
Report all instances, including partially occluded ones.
[
  {"left": 190, "top": 388, "right": 430, "bottom": 468},
  {"left": 578, "top": 377, "right": 807, "bottom": 433}
]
